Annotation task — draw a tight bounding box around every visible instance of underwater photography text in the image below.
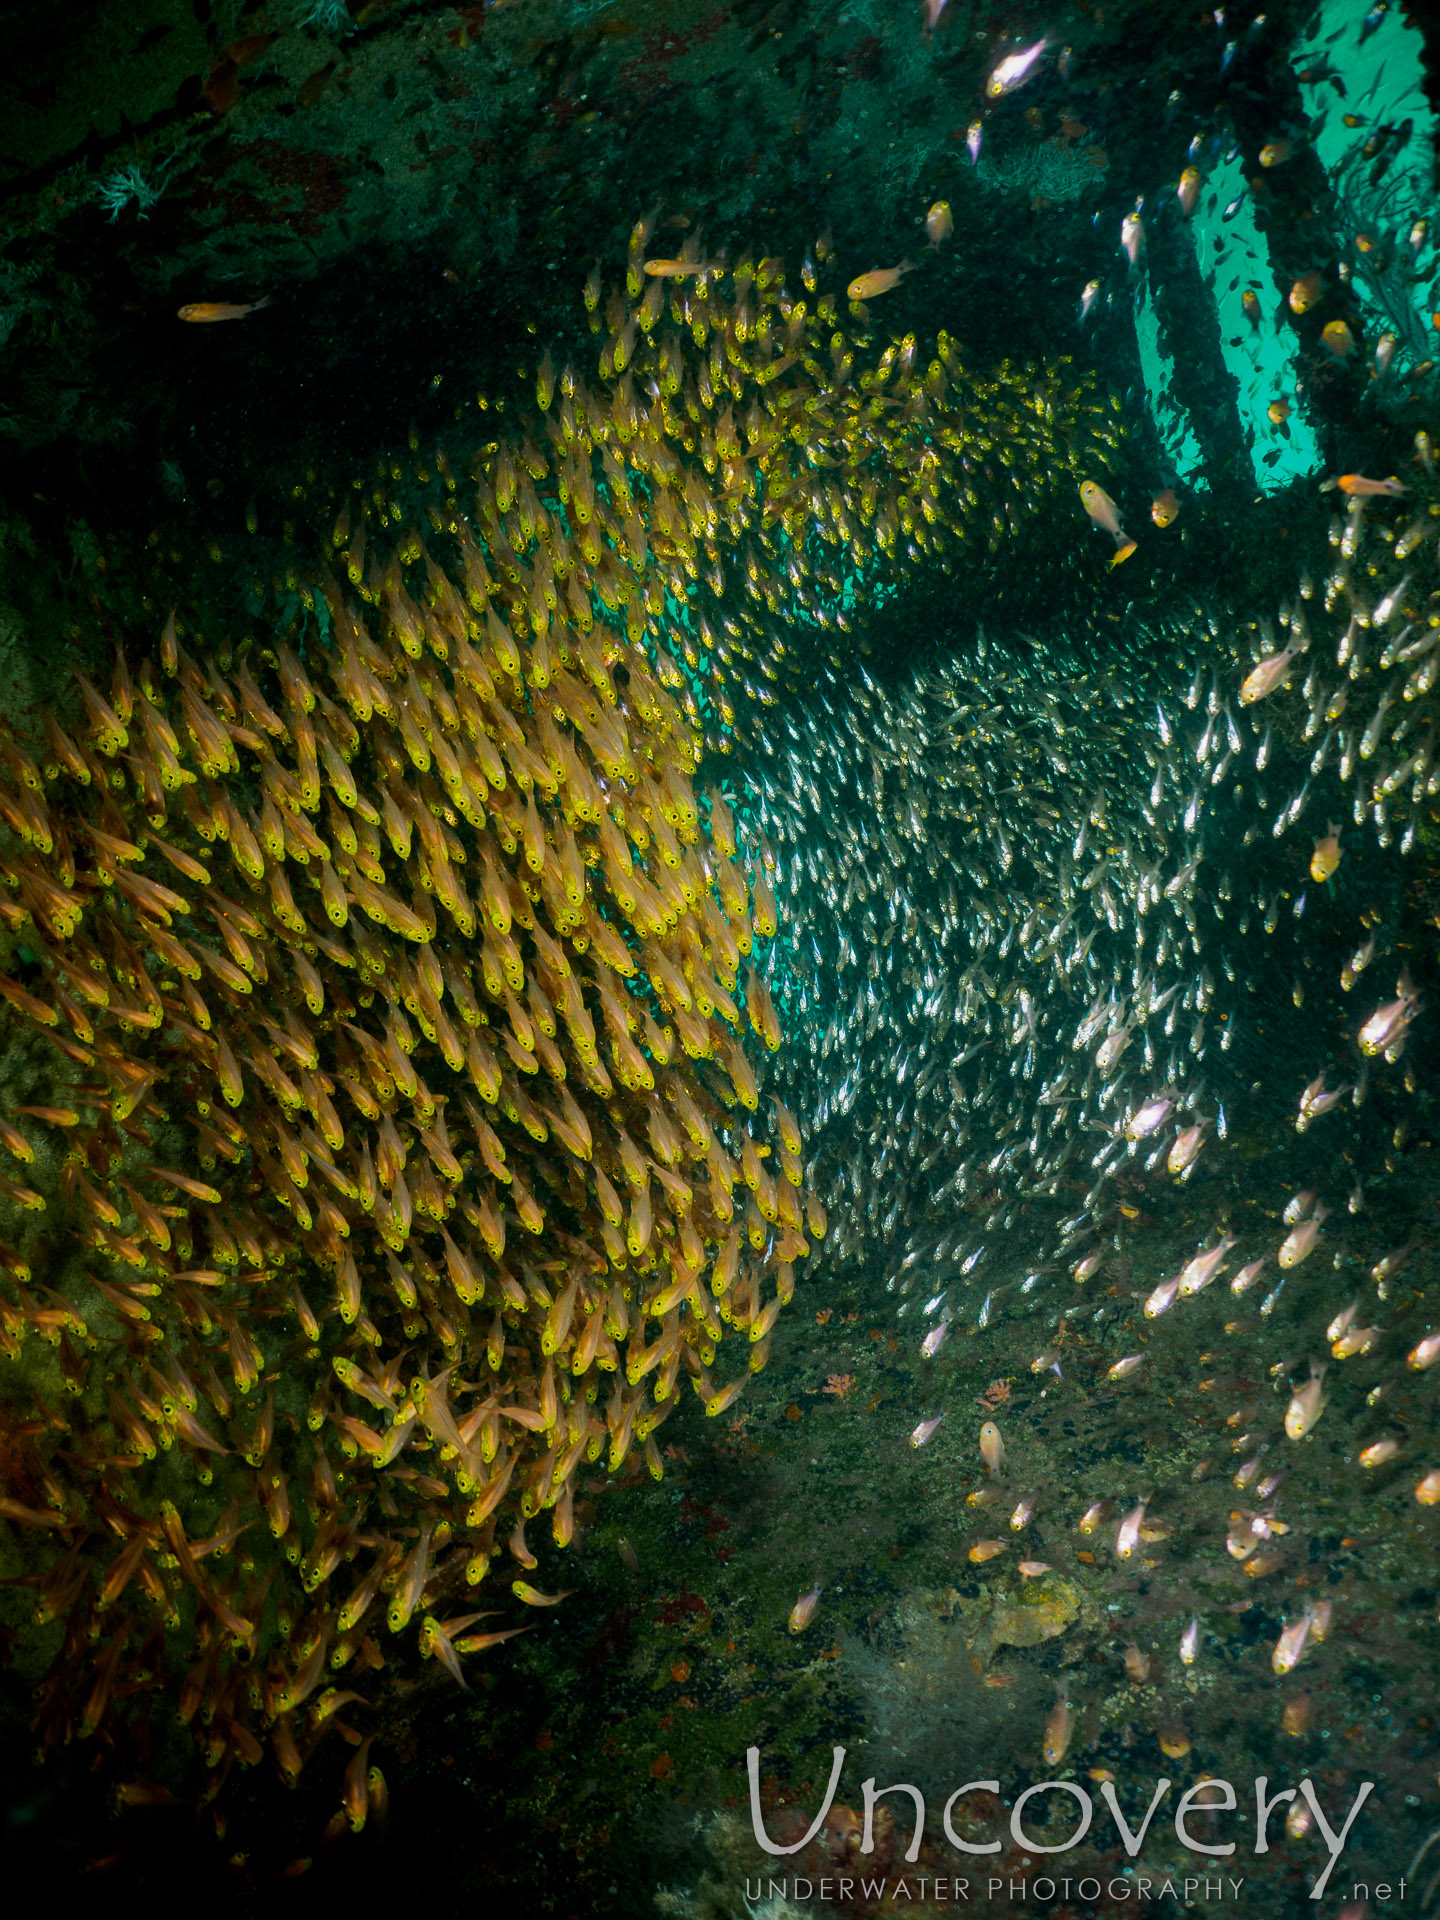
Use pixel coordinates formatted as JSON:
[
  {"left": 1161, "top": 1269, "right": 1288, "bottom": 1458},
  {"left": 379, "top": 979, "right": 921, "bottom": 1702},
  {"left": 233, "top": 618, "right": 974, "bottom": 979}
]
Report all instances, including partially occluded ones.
[{"left": 746, "top": 1747, "right": 1376, "bottom": 1898}]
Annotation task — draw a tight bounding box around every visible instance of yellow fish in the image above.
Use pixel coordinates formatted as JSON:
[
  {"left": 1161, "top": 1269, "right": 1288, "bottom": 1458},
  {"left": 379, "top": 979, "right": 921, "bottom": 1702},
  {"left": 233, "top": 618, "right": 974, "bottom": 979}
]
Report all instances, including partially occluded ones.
[
  {"left": 1289, "top": 270, "right": 1323, "bottom": 314},
  {"left": 1310, "top": 825, "right": 1342, "bottom": 882},
  {"left": 643, "top": 258, "right": 725, "bottom": 278},
  {"left": 847, "top": 263, "right": 913, "bottom": 301}
]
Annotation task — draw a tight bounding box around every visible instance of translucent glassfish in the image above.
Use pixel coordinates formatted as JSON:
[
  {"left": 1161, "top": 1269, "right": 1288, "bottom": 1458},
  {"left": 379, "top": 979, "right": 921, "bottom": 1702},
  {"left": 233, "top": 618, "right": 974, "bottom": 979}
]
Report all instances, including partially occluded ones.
[
  {"left": 1284, "top": 1365, "right": 1327, "bottom": 1440},
  {"left": 1278, "top": 1205, "right": 1328, "bottom": 1268},
  {"left": 985, "top": 37, "right": 1047, "bottom": 98},
  {"left": 1115, "top": 1499, "right": 1147, "bottom": 1559},
  {"left": 789, "top": 1583, "right": 822, "bottom": 1632}
]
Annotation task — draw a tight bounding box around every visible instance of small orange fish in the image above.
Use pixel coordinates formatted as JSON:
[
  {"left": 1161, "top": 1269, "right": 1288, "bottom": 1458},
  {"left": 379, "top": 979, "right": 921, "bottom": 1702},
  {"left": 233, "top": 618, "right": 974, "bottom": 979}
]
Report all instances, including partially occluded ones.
[
  {"left": 1150, "top": 487, "right": 1179, "bottom": 528},
  {"left": 924, "top": 201, "right": 953, "bottom": 249},
  {"left": 1268, "top": 397, "right": 1291, "bottom": 424},
  {"left": 1176, "top": 167, "right": 1201, "bottom": 215},
  {"left": 1289, "top": 270, "right": 1323, "bottom": 314},
  {"left": 1321, "top": 319, "right": 1356, "bottom": 356},
  {"left": 144, "top": 1165, "right": 223, "bottom": 1204},
  {"left": 1310, "top": 824, "right": 1342, "bottom": 882},
  {"left": 1259, "top": 137, "right": 1293, "bottom": 166},
  {"left": 1242, "top": 288, "right": 1262, "bottom": 326},
  {"left": 642, "top": 259, "right": 725, "bottom": 278},
  {"left": 178, "top": 297, "right": 274, "bottom": 323},
  {"left": 1336, "top": 473, "right": 1407, "bottom": 497},
  {"left": 847, "top": 262, "right": 913, "bottom": 301}
]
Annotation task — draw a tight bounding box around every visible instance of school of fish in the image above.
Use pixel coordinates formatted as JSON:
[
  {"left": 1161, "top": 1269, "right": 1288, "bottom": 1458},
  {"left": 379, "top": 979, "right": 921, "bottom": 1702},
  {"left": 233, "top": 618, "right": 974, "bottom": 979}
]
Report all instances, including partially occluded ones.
[
  {"left": 0, "top": 188, "right": 1438, "bottom": 1849},
  {"left": 725, "top": 443, "right": 1440, "bottom": 1775}
]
